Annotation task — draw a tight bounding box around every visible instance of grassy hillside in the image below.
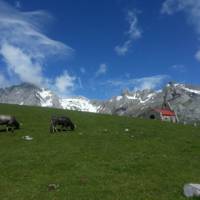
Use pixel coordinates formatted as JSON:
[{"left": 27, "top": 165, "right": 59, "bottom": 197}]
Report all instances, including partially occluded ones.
[{"left": 0, "top": 103, "right": 200, "bottom": 200}]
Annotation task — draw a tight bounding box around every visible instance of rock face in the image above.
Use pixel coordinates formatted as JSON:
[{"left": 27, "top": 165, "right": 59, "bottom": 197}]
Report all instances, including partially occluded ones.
[
  {"left": 0, "top": 83, "right": 98, "bottom": 112},
  {"left": 98, "top": 89, "right": 163, "bottom": 116},
  {"left": 0, "top": 83, "right": 61, "bottom": 108},
  {"left": 98, "top": 84, "right": 200, "bottom": 124},
  {"left": 1, "top": 82, "right": 200, "bottom": 123}
]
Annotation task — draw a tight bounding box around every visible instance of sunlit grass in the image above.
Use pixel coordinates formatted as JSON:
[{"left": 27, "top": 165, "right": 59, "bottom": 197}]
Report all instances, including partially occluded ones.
[{"left": 0, "top": 103, "right": 199, "bottom": 200}]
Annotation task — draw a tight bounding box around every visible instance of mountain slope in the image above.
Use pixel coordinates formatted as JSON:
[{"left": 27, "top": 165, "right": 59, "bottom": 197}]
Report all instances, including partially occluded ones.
[
  {"left": 1, "top": 82, "right": 200, "bottom": 123},
  {"left": 98, "top": 84, "right": 200, "bottom": 124},
  {"left": 0, "top": 83, "right": 99, "bottom": 112},
  {"left": 60, "top": 96, "right": 99, "bottom": 112},
  {"left": 0, "top": 83, "right": 61, "bottom": 108}
]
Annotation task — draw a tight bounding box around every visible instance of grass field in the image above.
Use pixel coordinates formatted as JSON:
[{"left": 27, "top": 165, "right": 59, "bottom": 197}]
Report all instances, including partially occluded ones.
[{"left": 0, "top": 103, "right": 200, "bottom": 200}]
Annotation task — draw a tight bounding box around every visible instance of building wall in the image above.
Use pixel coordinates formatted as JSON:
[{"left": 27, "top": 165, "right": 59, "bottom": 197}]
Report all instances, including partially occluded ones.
[
  {"left": 161, "top": 115, "right": 171, "bottom": 122},
  {"left": 140, "top": 110, "right": 162, "bottom": 120},
  {"left": 140, "top": 108, "right": 178, "bottom": 123},
  {"left": 161, "top": 115, "right": 177, "bottom": 123}
]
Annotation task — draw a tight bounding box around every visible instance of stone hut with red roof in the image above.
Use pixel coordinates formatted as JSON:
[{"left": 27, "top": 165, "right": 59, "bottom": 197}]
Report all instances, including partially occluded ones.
[{"left": 140, "top": 107, "right": 178, "bottom": 123}]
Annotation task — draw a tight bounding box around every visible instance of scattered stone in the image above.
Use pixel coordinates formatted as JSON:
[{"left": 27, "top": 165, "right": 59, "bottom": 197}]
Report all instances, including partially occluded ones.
[
  {"left": 22, "top": 135, "right": 33, "bottom": 141},
  {"left": 124, "top": 128, "right": 129, "bottom": 132},
  {"left": 47, "top": 183, "right": 60, "bottom": 191},
  {"left": 79, "top": 176, "right": 88, "bottom": 185},
  {"left": 184, "top": 183, "right": 200, "bottom": 197}
]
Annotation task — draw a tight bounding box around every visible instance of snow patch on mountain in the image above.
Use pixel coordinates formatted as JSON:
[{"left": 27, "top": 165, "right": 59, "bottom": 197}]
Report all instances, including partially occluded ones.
[
  {"left": 37, "top": 88, "right": 54, "bottom": 107},
  {"left": 140, "top": 93, "right": 156, "bottom": 104},
  {"left": 178, "top": 84, "right": 200, "bottom": 95},
  {"left": 121, "top": 91, "right": 156, "bottom": 104},
  {"left": 126, "top": 94, "right": 138, "bottom": 100},
  {"left": 60, "top": 97, "right": 98, "bottom": 113},
  {"left": 116, "top": 96, "right": 123, "bottom": 101}
]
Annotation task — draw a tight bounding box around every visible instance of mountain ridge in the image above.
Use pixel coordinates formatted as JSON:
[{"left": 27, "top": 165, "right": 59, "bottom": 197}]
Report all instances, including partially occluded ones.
[{"left": 1, "top": 82, "right": 200, "bottom": 123}]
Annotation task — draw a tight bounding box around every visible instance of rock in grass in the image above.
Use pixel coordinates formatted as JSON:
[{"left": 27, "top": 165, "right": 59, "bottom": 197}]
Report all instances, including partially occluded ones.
[
  {"left": 103, "top": 129, "right": 108, "bottom": 133},
  {"left": 184, "top": 183, "right": 200, "bottom": 197},
  {"left": 79, "top": 176, "right": 88, "bottom": 185},
  {"left": 47, "top": 183, "right": 59, "bottom": 191},
  {"left": 22, "top": 135, "right": 33, "bottom": 141}
]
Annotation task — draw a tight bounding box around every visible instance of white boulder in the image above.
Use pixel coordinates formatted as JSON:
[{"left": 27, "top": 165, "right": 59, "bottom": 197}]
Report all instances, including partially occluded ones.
[{"left": 184, "top": 183, "right": 200, "bottom": 197}]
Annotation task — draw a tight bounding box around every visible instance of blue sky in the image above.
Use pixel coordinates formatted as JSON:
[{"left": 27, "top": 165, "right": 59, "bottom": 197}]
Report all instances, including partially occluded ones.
[{"left": 0, "top": 0, "right": 200, "bottom": 99}]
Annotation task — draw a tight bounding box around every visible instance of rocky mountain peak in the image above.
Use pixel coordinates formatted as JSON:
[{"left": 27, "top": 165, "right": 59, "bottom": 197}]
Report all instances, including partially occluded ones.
[{"left": 1, "top": 82, "right": 200, "bottom": 123}]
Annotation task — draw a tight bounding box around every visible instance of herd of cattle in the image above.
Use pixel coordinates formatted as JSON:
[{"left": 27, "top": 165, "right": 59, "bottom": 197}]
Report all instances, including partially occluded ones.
[{"left": 0, "top": 115, "right": 75, "bottom": 133}]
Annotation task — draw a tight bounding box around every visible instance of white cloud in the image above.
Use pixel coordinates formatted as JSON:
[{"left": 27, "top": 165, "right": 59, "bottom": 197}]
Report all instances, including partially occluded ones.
[
  {"left": 80, "top": 67, "right": 86, "bottom": 74},
  {"left": 1, "top": 42, "right": 44, "bottom": 86},
  {"left": 106, "top": 75, "right": 169, "bottom": 91},
  {"left": 115, "top": 40, "right": 132, "bottom": 56},
  {"left": 0, "top": 73, "right": 9, "bottom": 88},
  {"left": 115, "top": 10, "right": 142, "bottom": 56},
  {"left": 134, "top": 76, "right": 166, "bottom": 91},
  {"left": 161, "top": 0, "right": 200, "bottom": 18},
  {"left": 0, "top": 0, "right": 74, "bottom": 92},
  {"left": 95, "top": 63, "right": 107, "bottom": 77},
  {"left": 0, "top": 0, "right": 73, "bottom": 59},
  {"left": 15, "top": 1, "right": 21, "bottom": 9},
  {"left": 77, "top": 77, "right": 83, "bottom": 89},
  {"left": 161, "top": 0, "right": 179, "bottom": 15},
  {"left": 161, "top": 0, "right": 200, "bottom": 61},
  {"left": 127, "top": 10, "right": 142, "bottom": 40},
  {"left": 171, "top": 64, "right": 186, "bottom": 72},
  {"left": 195, "top": 50, "right": 200, "bottom": 61},
  {"left": 55, "top": 71, "right": 76, "bottom": 94}
]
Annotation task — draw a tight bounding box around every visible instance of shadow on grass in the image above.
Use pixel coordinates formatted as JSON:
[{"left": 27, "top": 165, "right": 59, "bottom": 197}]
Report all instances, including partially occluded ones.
[
  {"left": 0, "top": 128, "right": 17, "bottom": 133},
  {"left": 0, "top": 128, "right": 7, "bottom": 133}
]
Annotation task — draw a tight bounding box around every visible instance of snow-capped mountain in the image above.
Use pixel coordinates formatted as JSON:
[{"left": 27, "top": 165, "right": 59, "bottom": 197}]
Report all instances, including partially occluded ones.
[
  {"left": 60, "top": 97, "right": 99, "bottom": 112},
  {"left": 37, "top": 88, "right": 61, "bottom": 108},
  {"left": 0, "top": 83, "right": 61, "bottom": 108},
  {"left": 98, "top": 89, "right": 164, "bottom": 115},
  {"left": 98, "top": 83, "right": 200, "bottom": 123},
  {"left": 1, "top": 82, "right": 200, "bottom": 123},
  {"left": 0, "top": 83, "right": 99, "bottom": 112}
]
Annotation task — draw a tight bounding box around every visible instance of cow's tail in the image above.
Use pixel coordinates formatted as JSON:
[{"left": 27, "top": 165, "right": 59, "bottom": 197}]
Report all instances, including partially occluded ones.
[
  {"left": 70, "top": 121, "right": 75, "bottom": 130},
  {"left": 49, "top": 120, "right": 54, "bottom": 133},
  {"left": 14, "top": 119, "right": 20, "bottom": 129}
]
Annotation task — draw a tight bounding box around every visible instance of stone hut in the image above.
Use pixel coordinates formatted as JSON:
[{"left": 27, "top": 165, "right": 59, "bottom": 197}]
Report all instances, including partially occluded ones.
[{"left": 141, "top": 107, "right": 178, "bottom": 123}]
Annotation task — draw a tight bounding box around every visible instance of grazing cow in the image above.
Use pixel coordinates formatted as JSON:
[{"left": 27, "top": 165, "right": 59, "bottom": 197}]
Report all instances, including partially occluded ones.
[
  {"left": 50, "top": 116, "right": 75, "bottom": 133},
  {"left": 0, "top": 115, "right": 20, "bottom": 132}
]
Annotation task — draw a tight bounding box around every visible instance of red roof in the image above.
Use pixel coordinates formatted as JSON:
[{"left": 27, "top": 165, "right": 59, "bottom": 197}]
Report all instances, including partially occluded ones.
[{"left": 154, "top": 109, "right": 175, "bottom": 116}]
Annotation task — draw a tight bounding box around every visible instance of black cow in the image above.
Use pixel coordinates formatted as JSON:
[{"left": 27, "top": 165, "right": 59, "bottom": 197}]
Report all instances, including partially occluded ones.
[
  {"left": 0, "top": 115, "right": 20, "bottom": 132},
  {"left": 50, "top": 116, "right": 75, "bottom": 133}
]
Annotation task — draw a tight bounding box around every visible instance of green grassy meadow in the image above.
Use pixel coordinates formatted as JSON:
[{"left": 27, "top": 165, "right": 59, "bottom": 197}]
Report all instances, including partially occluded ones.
[{"left": 0, "top": 103, "right": 200, "bottom": 200}]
